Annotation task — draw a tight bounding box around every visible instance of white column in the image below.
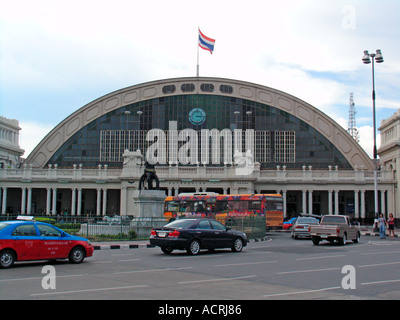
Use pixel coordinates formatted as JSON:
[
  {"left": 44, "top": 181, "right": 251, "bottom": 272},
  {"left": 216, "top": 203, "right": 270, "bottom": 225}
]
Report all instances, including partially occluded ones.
[
  {"left": 334, "top": 190, "right": 339, "bottom": 215},
  {"left": 302, "top": 190, "right": 307, "bottom": 213},
  {"left": 381, "top": 190, "right": 386, "bottom": 216},
  {"left": 1, "top": 187, "right": 7, "bottom": 215},
  {"left": 77, "top": 188, "right": 82, "bottom": 216},
  {"left": 21, "top": 188, "right": 26, "bottom": 214},
  {"left": 308, "top": 190, "right": 313, "bottom": 215},
  {"left": 71, "top": 188, "right": 76, "bottom": 216},
  {"left": 328, "top": 190, "right": 333, "bottom": 215},
  {"left": 354, "top": 190, "right": 359, "bottom": 219},
  {"left": 361, "top": 190, "right": 366, "bottom": 219},
  {"left": 27, "top": 187, "right": 32, "bottom": 215},
  {"left": 52, "top": 188, "right": 57, "bottom": 215},
  {"left": 46, "top": 188, "right": 51, "bottom": 215},
  {"left": 96, "top": 188, "right": 102, "bottom": 216},
  {"left": 102, "top": 188, "right": 107, "bottom": 216}
]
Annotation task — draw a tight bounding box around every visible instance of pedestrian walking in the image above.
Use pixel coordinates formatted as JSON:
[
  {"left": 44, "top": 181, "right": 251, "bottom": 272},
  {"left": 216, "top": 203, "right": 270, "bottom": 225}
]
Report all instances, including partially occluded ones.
[
  {"left": 378, "top": 213, "right": 387, "bottom": 239},
  {"left": 388, "top": 213, "right": 395, "bottom": 238}
]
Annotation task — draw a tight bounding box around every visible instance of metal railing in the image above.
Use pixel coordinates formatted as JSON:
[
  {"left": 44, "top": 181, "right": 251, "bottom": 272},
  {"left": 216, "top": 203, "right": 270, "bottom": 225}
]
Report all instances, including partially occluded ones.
[{"left": 0, "top": 214, "right": 267, "bottom": 241}]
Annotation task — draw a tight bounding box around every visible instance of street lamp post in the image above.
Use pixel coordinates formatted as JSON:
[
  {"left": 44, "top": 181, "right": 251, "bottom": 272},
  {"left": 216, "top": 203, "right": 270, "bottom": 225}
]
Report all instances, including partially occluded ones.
[{"left": 362, "top": 49, "right": 384, "bottom": 220}]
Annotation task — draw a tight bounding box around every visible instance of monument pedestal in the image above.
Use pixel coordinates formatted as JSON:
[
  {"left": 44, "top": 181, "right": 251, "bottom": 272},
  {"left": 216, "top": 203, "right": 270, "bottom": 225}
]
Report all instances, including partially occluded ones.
[
  {"left": 130, "top": 189, "right": 167, "bottom": 237},
  {"left": 132, "top": 189, "right": 166, "bottom": 218}
]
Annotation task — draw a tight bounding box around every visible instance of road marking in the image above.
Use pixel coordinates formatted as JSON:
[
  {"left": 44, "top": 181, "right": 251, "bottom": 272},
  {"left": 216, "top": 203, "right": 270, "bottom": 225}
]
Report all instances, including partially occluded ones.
[
  {"left": 113, "top": 266, "right": 193, "bottom": 275},
  {"left": 0, "top": 274, "right": 86, "bottom": 282},
  {"left": 178, "top": 275, "right": 256, "bottom": 285},
  {"left": 116, "top": 259, "right": 141, "bottom": 262},
  {"left": 276, "top": 267, "right": 340, "bottom": 275},
  {"left": 296, "top": 255, "right": 346, "bottom": 261},
  {"left": 361, "top": 250, "right": 400, "bottom": 255},
  {"left": 263, "top": 286, "right": 341, "bottom": 297},
  {"left": 362, "top": 279, "right": 400, "bottom": 286},
  {"left": 358, "top": 261, "right": 400, "bottom": 268},
  {"left": 214, "top": 261, "right": 277, "bottom": 267},
  {"left": 30, "top": 285, "right": 148, "bottom": 297}
]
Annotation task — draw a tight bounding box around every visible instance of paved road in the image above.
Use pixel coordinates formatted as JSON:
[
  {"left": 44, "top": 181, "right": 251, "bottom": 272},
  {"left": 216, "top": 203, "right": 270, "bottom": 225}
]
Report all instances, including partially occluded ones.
[{"left": 1, "top": 233, "right": 400, "bottom": 300}]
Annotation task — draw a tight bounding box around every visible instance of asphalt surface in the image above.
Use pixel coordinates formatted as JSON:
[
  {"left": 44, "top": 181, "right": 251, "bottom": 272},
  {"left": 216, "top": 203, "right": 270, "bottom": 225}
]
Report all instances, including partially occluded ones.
[{"left": 1, "top": 231, "right": 400, "bottom": 301}]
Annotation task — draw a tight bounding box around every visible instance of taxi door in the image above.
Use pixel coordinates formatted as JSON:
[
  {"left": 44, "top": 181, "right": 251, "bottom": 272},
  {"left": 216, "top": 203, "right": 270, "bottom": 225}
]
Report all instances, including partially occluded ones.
[
  {"left": 11, "top": 223, "right": 42, "bottom": 261},
  {"left": 37, "top": 224, "right": 71, "bottom": 259}
]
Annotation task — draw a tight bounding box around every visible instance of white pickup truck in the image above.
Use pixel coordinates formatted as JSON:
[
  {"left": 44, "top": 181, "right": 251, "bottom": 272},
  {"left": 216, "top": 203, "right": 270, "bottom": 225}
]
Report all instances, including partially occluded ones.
[{"left": 309, "top": 215, "right": 361, "bottom": 245}]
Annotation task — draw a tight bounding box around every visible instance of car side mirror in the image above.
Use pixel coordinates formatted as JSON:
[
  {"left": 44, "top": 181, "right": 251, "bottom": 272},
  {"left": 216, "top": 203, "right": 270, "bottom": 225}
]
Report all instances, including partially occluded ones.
[{"left": 226, "top": 227, "right": 231, "bottom": 231}]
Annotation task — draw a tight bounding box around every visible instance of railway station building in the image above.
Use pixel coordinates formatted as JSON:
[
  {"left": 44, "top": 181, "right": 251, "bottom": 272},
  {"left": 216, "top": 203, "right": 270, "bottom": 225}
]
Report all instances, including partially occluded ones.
[{"left": 0, "top": 77, "right": 398, "bottom": 222}]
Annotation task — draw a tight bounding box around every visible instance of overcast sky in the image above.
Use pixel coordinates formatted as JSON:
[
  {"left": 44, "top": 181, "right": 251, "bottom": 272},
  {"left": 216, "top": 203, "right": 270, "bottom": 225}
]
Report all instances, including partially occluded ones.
[{"left": 1, "top": 0, "right": 399, "bottom": 159}]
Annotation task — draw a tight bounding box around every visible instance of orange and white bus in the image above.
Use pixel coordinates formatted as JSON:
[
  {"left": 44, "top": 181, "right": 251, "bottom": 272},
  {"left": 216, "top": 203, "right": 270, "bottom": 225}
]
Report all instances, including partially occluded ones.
[{"left": 164, "top": 193, "right": 284, "bottom": 229}]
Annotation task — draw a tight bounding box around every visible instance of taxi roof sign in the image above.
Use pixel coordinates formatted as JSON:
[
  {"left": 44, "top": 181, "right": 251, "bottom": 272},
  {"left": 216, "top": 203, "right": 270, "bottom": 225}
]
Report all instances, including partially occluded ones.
[{"left": 16, "top": 215, "right": 36, "bottom": 221}]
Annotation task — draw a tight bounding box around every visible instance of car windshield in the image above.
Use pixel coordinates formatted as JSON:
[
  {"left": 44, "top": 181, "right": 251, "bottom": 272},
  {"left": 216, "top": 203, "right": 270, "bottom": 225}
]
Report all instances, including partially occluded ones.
[
  {"left": 164, "top": 219, "right": 196, "bottom": 229},
  {"left": 297, "top": 218, "right": 318, "bottom": 224},
  {"left": 0, "top": 223, "right": 9, "bottom": 231}
]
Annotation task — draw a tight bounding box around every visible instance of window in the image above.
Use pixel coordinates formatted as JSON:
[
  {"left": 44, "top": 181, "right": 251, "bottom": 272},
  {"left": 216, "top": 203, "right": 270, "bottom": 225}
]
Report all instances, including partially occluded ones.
[
  {"left": 200, "top": 83, "right": 214, "bottom": 92},
  {"left": 38, "top": 224, "right": 63, "bottom": 237},
  {"left": 12, "top": 224, "right": 37, "bottom": 237},
  {"left": 181, "top": 83, "right": 195, "bottom": 92},
  {"left": 162, "top": 85, "right": 176, "bottom": 94},
  {"left": 210, "top": 220, "right": 226, "bottom": 231},
  {"left": 220, "top": 85, "right": 233, "bottom": 94},
  {"left": 197, "top": 220, "right": 212, "bottom": 230}
]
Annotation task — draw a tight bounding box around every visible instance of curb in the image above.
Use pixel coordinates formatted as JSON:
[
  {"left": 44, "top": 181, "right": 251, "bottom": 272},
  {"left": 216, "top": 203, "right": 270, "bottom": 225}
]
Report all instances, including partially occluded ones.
[
  {"left": 93, "top": 237, "right": 267, "bottom": 251},
  {"left": 93, "top": 243, "right": 155, "bottom": 251}
]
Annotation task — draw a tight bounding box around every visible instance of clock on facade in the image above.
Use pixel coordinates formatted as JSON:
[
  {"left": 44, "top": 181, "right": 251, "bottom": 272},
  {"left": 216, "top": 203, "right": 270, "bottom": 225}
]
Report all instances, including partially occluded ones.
[{"left": 189, "top": 108, "right": 206, "bottom": 125}]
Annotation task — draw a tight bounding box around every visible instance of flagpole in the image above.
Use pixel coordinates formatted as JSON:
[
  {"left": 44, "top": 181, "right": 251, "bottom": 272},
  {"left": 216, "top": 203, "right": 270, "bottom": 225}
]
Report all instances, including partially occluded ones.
[{"left": 196, "top": 27, "right": 200, "bottom": 77}]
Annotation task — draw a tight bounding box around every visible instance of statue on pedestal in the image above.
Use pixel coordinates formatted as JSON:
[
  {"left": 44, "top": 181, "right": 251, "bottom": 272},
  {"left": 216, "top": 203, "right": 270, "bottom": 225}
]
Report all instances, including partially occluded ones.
[{"left": 139, "top": 162, "right": 160, "bottom": 190}]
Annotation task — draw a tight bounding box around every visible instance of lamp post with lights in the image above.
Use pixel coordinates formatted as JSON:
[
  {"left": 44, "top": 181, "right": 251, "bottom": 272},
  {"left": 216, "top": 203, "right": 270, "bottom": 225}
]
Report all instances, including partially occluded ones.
[{"left": 362, "top": 49, "right": 384, "bottom": 220}]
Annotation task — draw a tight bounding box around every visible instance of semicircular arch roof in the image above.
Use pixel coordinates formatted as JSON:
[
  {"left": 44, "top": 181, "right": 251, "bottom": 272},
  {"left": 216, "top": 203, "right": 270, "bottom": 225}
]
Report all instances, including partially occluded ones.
[{"left": 26, "top": 77, "right": 373, "bottom": 170}]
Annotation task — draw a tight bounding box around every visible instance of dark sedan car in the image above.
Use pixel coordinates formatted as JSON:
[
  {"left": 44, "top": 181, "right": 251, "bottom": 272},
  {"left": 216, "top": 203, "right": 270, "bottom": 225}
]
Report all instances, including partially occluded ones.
[{"left": 150, "top": 218, "right": 248, "bottom": 255}]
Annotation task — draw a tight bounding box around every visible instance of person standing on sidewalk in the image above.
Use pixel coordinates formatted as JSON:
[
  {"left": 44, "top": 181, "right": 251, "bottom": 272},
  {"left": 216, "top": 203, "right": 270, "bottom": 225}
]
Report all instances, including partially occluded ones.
[
  {"left": 378, "top": 213, "right": 387, "bottom": 239},
  {"left": 388, "top": 213, "right": 395, "bottom": 238}
]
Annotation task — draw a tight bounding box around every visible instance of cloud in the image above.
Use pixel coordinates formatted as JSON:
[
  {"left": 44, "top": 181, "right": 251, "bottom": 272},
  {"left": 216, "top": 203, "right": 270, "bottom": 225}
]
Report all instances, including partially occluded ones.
[{"left": 19, "top": 121, "right": 54, "bottom": 158}]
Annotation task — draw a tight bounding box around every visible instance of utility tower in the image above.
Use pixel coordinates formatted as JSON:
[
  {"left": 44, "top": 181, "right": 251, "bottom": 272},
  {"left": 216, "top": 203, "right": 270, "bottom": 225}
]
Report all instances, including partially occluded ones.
[{"left": 347, "top": 93, "right": 360, "bottom": 143}]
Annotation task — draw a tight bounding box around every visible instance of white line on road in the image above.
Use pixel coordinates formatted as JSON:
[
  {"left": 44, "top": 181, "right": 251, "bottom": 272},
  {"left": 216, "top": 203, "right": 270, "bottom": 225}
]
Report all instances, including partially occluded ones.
[
  {"left": 30, "top": 285, "right": 148, "bottom": 297},
  {"left": 178, "top": 275, "right": 256, "bottom": 285},
  {"left": 214, "top": 261, "right": 277, "bottom": 267},
  {"left": 113, "top": 266, "right": 193, "bottom": 275},
  {"left": 263, "top": 286, "right": 342, "bottom": 297},
  {"left": 296, "top": 255, "right": 347, "bottom": 261},
  {"left": 276, "top": 267, "right": 340, "bottom": 275}
]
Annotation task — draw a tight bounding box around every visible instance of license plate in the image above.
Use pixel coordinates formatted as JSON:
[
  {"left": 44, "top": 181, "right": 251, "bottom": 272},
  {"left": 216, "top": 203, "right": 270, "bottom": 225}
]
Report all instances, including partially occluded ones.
[
  {"left": 158, "top": 232, "right": 167, "bottom": 238},
  {"left": 320, "top": 235, "right": 328, "bottom": 238}
]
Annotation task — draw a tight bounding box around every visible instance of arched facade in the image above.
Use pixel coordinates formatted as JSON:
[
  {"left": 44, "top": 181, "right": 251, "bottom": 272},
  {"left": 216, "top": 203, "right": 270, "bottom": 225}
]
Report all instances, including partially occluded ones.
[
  {"left": 2, "top": 77, "right": 395, "bottom": 220},
  {"left": 26, "top": 77, "right": 373, "bottom": 170}
]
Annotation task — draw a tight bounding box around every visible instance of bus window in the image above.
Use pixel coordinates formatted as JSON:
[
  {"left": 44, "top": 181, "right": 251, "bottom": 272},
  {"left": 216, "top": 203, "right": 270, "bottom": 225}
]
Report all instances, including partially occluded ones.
[
  {"left": 266, "top": 200, "right": 283, "bottom": 211},
  {"left": 215, "top": 200, "right": 228, "bottom": 212},
  {"left": 228, "top": 200, "right": 248, "bottom": 211},
  {"left": 166, "top": 201, "right": 179, "bottom": 212},
  {"left": 249, "top": 201, "right": 261, "bottom": 210}
]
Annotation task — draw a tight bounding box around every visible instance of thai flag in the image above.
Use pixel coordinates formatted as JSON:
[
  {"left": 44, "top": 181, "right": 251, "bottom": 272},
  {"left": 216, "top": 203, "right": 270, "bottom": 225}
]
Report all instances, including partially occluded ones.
[{"left": 198, "top": 29, "right": 215, "bottom": 54}]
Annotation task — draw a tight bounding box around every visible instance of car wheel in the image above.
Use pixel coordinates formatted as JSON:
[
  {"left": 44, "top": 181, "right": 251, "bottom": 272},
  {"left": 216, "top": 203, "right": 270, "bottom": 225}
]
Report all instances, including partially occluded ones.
[
  {"left": 353, "top": 232, "right": 360, "bottom": 243},
  {"left": 161, "top": 247, "right": 174, "bottom": 254},
  {"left": 187, "top": 239, "right": 201, "bottom": 255},
  {"left": 69, "top": 246, "right": 85, "bottom": 264},
  {"left": 232, "top": 238, "right": 244, "bottom": 252},
  {"left": 312, "top": 236, "right": 320, "bottom": 245},
  {"left": 339, "top": 233, "right": 347, "bottom": 246},
  {"left": 0, "top": 250, "right": 15, "bottom": 269}
]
